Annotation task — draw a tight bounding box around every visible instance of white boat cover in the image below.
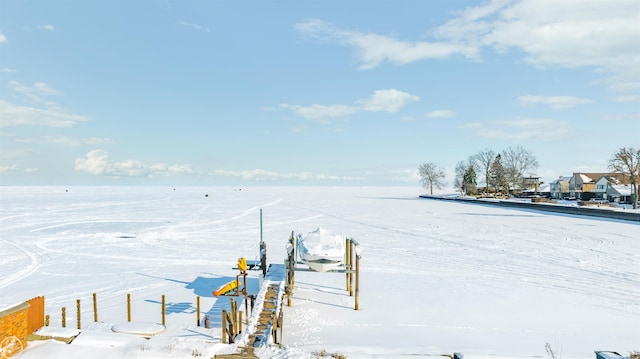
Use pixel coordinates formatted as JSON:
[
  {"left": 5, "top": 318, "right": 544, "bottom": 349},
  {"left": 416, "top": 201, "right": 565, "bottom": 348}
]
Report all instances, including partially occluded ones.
[{"left": 296, "top": 228, "right": 345, "bottom": 272}]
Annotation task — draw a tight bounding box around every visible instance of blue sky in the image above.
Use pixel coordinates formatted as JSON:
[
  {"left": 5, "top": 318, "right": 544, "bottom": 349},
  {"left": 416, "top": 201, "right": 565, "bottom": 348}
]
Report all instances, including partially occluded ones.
[{"left": 1, "top": 0, "right": 639, "bottom": 186}]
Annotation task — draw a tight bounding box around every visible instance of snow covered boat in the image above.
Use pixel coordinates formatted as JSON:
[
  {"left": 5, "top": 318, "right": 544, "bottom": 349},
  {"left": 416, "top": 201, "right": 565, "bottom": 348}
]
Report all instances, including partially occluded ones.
[{"left": 296, "top": 228, "right": 345, "bottom": 272}]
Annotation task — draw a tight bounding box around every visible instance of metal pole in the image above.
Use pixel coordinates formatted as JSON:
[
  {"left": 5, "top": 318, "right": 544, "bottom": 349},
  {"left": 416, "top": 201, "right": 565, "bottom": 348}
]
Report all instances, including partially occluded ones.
[{"left": 260, "top": 208, "right": 263, "bottom": 244}]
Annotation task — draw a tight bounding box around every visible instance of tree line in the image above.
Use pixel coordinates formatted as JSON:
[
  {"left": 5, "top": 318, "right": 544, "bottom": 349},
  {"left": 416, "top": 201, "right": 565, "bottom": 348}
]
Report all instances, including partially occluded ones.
[{"left": 418, "top": 146, "right": 639, "bottom": 209}]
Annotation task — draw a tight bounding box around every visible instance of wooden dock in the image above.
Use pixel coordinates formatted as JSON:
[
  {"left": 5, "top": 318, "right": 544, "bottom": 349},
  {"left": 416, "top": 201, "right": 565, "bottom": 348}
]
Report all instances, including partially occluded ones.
[{"left": 214, "top": 264, "right": 285, "bottom": 359}]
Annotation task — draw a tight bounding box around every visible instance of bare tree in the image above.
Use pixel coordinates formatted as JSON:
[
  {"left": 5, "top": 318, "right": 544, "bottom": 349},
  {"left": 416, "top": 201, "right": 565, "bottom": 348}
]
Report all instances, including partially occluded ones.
[
  {"left": 475, "top": 148, "right": 496, "bottom": 193},
  {"left": 609, "top": 147, "right": 640, "bottom": 209},
  {"left": 455, "top": 156, "right": 478, "bottom": 195},
  {"left": 454, "top": 161, "right": 466, "bottom": 195},
  {"left": 501, "top": 146, "right": 539, "bottom": 192},
  {"left": 418, "top": 162, "right": 446, "bottom": 195}
]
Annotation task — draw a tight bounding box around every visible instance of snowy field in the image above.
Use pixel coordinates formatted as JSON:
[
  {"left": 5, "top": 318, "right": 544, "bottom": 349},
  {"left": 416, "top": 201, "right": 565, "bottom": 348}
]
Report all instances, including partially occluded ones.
[{"left": 1, "top": 186, "right": 638, "bottom": 359}]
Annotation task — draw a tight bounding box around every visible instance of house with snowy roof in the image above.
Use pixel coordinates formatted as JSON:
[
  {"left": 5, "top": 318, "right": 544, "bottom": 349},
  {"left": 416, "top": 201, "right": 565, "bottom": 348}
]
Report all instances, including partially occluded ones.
[
  {"left": 595, "top": 175, "right": 633, "bottom": 203},
  {"left": 549, "top": 176, "right": 571, "bottom": 199},
  {"left": 568, "top": 172, "right": 623, "bottom": 201}
]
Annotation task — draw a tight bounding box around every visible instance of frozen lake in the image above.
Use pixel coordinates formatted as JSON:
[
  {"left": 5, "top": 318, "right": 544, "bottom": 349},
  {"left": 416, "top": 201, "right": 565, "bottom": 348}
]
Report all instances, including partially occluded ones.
[{"left": 1, "top": 186, "right": 638, "bottom": 358}]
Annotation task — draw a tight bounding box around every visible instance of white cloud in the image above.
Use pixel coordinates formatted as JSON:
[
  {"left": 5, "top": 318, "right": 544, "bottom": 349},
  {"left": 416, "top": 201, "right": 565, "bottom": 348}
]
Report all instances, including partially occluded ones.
[
  {"left": 40, "top": 25, "right": 55, "bottom": 31},
  {"left": 0, "top": 32, "right": 6, "bottom": 43},
  {"left": 33, "top": 82, "right": 61, "bottom": 96},
  {"left": 613, "top": 95, "right": 640, "bottom": 103},
  {"left": 214, "top": 168, "right": 361, "bottom": 182},
  {"left": 299, "top": 1, "right": 640, "bottom": 90},
  {"left": 425, "top": 110, "right": 456, "bottom": 118},
  {"left": 518, "top": 95, "right": 592, "bottom": 109},
  {"left": 75, "top": 150, "right": 193, "bottom": 178},
  {"left": 433, "top": 0, "right": 511, "bottom": 46},
  {"left": 179, "top": 21, "right": 210, "bottom": 33},
  {"left": 16, "top": 135, "right": 113, "bottom": 147},
  {"left": 356, "top": 89, "right": 420, "bottom": 113},
  {"left": 280, "top": 89, "right": 419, "bottom": 120},
  {"left": 279, "top": 104, "right": 357, "bottom": 121},
  {"left": 1, "top": 68, "right": 16, "bottom": 73},
  {"left": 461, "top": 118, "right": 572, "bottom": 142},
  {"left": 438, "top": 0, "right": 640, "bottom": 90},
  {"left": 0, "top": 165, "right": 19, "bottom": 173},
  {"left": 2, "top": 82, "right": 90, "bottom": 128},
  {"left": 296, "top": 19, "right": 479, "bottom": 70},
  {"left": 0, "top": 147, "right": 36, "bottom": 160},
  {"left": 9, "top": 81, "right": 61, "bottom": 105},
  {"left": 0, "top": 100, "right": 90, "bottom": 128}
]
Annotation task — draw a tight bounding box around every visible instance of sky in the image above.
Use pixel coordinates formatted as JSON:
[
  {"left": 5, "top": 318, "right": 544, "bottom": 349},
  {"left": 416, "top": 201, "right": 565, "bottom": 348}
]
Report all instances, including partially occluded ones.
[{"left": 1, "top": 0, "right": 639, "bottom": 186}]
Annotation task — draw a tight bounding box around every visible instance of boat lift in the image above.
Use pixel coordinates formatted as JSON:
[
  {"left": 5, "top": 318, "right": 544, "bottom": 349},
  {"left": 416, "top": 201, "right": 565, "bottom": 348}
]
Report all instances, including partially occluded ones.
[{"left": 284, "top": 230, "right": 361, "bottom": 310}]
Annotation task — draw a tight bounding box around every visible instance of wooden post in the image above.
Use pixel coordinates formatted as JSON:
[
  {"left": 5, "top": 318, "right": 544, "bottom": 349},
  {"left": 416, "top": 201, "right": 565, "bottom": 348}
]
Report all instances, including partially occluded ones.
[
  {"left": 225, "top": 311, "right": 235, "bottom": 343},
  {"left": 61, "top": 307, "right": 66, "bottom": 328},
  {"left": 238, "top": 311, "right": 242, "bottom": 334},
  {"left": 244, "top": 294, "right": 248, "bottom": 325},
  {"left": 222, "top": 310, "right": 227, "bottom": 344},
  {"left": 350, "top": 241, "right": 355, "bottom": 296},
  {"left": 271, "top": 311, "right": 276, "bottom": 343},
  {"left": 45, "top": 314, "right": 50, "bottom": 327},
  {"left": 196, "top": 296, "right": 201, "bottom": 326},
  {"left": 161, "top": 295, "right": 166, "bottom": 325},
  {"left": 127, "top": 294, "right": 131, "bottom": 322},
  {"left": 230, "top": 298, "right": 236, "bottom": 326},
  {"left": 271, "top": 311, "right": 279, "bottom": 344},
  {"left": 233, "top": 300, "right": 238, "bottom": 335},
  {"left": 76, "top": 299, "right": 81, "bottom": 329},
  {"left": 345, "top": 237, "right": 351, "bottom": 292},
  {"left": 93, "top": 293, "right": 98, "bottom": 322},
  {"left": 355, "top": 254, "right": 360, "bottom": 310},
  {"left": 278, "top": 304, "right": 284, "bottom": 345}
]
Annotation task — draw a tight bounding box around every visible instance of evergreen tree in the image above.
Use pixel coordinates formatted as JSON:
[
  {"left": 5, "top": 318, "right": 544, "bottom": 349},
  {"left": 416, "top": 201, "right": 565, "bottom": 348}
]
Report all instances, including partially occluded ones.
[
  {"left": 489, "top": 154, "right": 508, "bottom": 193},
  {"left": 463, "top": 166, "right": 477, "bottom": 195}
]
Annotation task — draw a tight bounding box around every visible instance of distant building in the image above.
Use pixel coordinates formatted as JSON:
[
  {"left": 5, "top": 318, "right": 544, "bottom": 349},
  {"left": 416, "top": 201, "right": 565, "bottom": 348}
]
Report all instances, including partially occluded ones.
[
  {"left": 595, "top": 175, "right": 632, "bottom": 203},
  {"left": 519, "top": 176, "right": 543, "bottom": 197},
  {"left": 569, "top": 172, "right": 626, "bottom": 201},
  {"left": 549, "top": 176, "right": 571, "bottom": 199}
]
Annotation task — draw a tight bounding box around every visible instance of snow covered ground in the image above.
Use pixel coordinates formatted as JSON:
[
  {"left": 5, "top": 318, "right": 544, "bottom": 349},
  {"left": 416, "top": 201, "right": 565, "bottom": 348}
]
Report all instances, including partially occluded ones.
[{"left": 1, "top": 186, "right": 638, "bottom": 359}]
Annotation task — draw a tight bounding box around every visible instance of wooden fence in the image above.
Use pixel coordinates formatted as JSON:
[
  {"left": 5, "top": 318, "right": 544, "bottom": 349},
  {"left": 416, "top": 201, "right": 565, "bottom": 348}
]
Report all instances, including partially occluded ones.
[{"left": 26, "top": 296, "right": 45, "bottom": 334}]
